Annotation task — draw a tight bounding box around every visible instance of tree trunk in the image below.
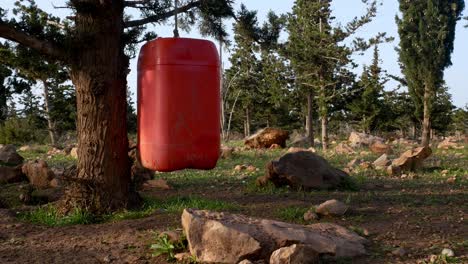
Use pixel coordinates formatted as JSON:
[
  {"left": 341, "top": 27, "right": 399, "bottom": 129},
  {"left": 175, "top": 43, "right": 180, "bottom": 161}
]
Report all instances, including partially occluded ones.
[
  {"left": 0, "top": 83, "right": 6, "bottom": 122},
  {"left": 244, "top": 107, "right": 250, "bottom": 137},
  {"left": 41, "top": 80, "right": 57, "bottom": 146},
  {"left": 321, "top": 115, "right": 328, "bottom": 151},
  {"left": 421, "top": 85, "right": 432, "bottom": 147},
  {"left": 60, "top": 2, "right": 136, "bottom": 214},
  {"left": 306, "top": 91, "right": 314, "bottom": 147},
  {"left": 320, "top": 86, "right": 328, "bottom": 151},
  {"left": 411, "top": 123, "right": 416, "bottom": 139}
]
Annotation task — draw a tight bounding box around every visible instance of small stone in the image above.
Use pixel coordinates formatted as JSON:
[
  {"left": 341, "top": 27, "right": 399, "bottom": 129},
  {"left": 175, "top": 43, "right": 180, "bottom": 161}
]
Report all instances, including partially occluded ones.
[
  {"left": 400, "top": 174, "right": 408, "bottom": 179},
  {"left": 142, "top": 178, "right": 172, "bottom": 190},
  {"left": 303, "top": 209, "right": 318, "bottom": 222},
  {"left": 392, "top": 247, "right": 406, "bottom": 257},
  {"left": 363, "top": 229, "right": 370, "bottom": 236},
  {"left": 429, "top": 255, "right": 438, "bottom": 262},
  {"left": 234, "top": 165, "right": 247, "bottom": 171},
  {"left": 174, "top": 252, "right": 192, "bottom": 262},
  {"left": 446, "top": 177, "right": 456, "bottom": 184},
  {"left": 316, "top": 199, "right": 349, "bottom": 217},
  {"left": 441, "top": 170, "right": 448, "bottom": 175},
  {"left": 441, "top": 248, "right": 454, "bottom": 257},
  {"left": 237, "top": 260, "right": 253, "bottom": 264},
  {"left": 246, "top": 165, "right": 257, "bottom": 172},
  {"left": 383, "top": 185, "right": 393, "bottom": 189}
]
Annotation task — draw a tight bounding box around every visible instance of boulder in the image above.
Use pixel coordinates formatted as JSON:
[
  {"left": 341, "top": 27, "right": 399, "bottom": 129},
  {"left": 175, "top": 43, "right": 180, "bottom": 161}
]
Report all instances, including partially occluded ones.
[
  {"left": 335, "top": 143, "right": 355, "bottom": 155},
  {"left": 21, "top": 160, "right": 55, "bottom": 189},
  {"left": 348, "top": 132, "right": 383, "bottom": 147},
  {"left": 0, "top": 165, "right": 26, "bottom": 184},
  {"left": 303, "top": 210, "right": 318, "bottom": 222},
  {"left": 316, "top": 199, "right": 349, "bottom": 217},
  {"left": 391, "top": 146, "right": 432, "bottom": 172},
  {"left": 370, "top": 142, "right": 393, "bottom": 155},
  {"left": 258, "top": 151, "right": 349, "bottom": 190},
  {"left": 289, "top": 136, "right": 309, "bottom": 148},
  {"left": 373, "top": 154, "right": 390, "bottom": 169},
  {"left": 0, "top": 145, "right": 24, "bottom": 165},
  {"left": 182, "top": 209, "right": 367, "bottom": 263},
  {"left": 245, "top": 128, "right": 289, "bottom": 149},
  {"left": 437, "top": 138, "right": 463, "bottom": 150},
  {"left": 270, "top": 244, "right": 319, "bottom": 264}
]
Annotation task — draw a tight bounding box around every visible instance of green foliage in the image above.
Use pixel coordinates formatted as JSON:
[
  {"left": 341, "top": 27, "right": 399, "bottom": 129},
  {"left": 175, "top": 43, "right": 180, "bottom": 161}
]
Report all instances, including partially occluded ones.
[
  {"left": 150, "top": 233, "right": 187, "bottom": 261},
  {"left": 451, "top": 105, "right": 468, "bottom": 133},
  {"left": 19, "top": 205, "right": 95, "bottom": 227},
  {"left": 0, "top": 116, "right": 48, "bottom": 144},
  {"left": 396, "top": 0, "right": 465, "bottom": 124},
  {"left": 276, "top": 206, "right": 309, "bottom": 223}
]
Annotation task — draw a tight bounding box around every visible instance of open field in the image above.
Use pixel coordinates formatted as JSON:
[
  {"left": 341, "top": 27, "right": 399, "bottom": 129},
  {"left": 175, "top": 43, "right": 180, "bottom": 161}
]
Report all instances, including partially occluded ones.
[{"left": 0, "top": 141, "right": 467, "bottom": 263}]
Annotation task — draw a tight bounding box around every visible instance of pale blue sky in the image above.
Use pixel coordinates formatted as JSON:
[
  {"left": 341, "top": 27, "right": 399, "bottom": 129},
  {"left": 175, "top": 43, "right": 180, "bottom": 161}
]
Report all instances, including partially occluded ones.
[{"left": 2, "top": 1, "right": 467, "bottom": 107}]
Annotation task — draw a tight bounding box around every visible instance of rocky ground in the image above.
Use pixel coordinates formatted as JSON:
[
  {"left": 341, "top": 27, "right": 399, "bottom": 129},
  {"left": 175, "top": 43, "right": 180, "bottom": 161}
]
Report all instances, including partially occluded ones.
[{"left": 0, "top": 133, "right": 467, "bottom": 263}]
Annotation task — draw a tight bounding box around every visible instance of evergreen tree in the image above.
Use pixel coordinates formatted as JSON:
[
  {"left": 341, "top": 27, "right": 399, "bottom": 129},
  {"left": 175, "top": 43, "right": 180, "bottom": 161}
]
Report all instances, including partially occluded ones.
[
  {"left": 0, "top": 64, "right": 11, "bottom": 122},
  {"left": 286, "top": 0, "right": 383, "bottom": 150},
  {"left": 348, "top": 45, "right": 387, "bottom": 133},
  {"left": 396, "top": 0, "right": 465, "bottom": 147}
]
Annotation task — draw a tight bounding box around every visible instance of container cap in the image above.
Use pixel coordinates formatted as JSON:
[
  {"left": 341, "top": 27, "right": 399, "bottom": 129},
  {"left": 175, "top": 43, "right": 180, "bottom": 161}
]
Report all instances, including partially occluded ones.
[{"left": 138, "top": 37, "right": 220, "bottom": 67}]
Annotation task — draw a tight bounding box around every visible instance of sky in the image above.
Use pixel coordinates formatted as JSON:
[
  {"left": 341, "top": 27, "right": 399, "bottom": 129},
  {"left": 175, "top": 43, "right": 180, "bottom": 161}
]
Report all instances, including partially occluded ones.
[{"left": 2, "top": 0, "right": 467, "bottom": 107}]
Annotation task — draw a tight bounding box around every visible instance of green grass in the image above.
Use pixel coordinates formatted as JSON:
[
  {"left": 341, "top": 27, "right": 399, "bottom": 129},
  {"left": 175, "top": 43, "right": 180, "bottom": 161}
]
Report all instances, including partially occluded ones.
[
  {"left": 275, "top": 206, "right": 310, "bottom": 224},
  {"left": 18, "top": 196, "right": 239, "bottom": 226},
  {"left": 18, "top": 205, "right": 95, "bottom": 226}
]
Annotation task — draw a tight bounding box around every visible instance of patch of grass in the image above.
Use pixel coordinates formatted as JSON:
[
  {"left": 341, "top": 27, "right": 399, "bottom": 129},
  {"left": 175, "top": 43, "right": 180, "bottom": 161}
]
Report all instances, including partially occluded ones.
[
  {"left": 108, "top": 196, "right": 239, "bottom": 222},
  {"left": 18, "top": 205, "right": 95, "bottom": 226},
  {"left": 275, "top": 206, "right": 309, "bottom": 224}
]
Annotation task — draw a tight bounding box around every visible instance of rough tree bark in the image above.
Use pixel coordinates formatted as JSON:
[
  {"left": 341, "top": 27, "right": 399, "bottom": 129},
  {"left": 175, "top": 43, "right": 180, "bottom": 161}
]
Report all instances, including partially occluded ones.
[
  {"left": 60, "top": 2, "right": 135, "bottom": 213},
  {"left": 306, "top": 91, "right": 314, "bottom": 147},
  {"left": 244, "top": 107, "right": 251, "bottom": 137},
  {"left": 320, "top": 86, "right": 328, "bottom": 151},
  {"left": 421, "top": 84, "right": 432, "bottom": 148}
]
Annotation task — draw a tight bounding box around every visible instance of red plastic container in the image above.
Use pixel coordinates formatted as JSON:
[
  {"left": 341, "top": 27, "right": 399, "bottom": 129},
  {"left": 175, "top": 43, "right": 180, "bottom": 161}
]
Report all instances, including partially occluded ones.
[{"left": 137, "top": 38, "right": 221, "bottom": 172}]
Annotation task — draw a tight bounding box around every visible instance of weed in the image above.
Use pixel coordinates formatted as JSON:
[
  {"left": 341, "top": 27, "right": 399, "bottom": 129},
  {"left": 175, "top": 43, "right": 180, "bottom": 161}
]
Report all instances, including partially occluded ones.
[
  {"left": 18, "top": 205, "right": 95, "bottom": 226},
  {"left": 150, "top": 233, "right": 185, "bottom": 260},
  {"left": 276, "top": 206, "right": 309, "bottom": 223}
]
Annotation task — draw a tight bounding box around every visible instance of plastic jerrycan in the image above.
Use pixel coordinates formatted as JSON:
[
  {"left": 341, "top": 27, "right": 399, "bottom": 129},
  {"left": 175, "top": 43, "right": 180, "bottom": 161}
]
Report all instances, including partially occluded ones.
[{"left": 137, "top": 37, "right": 221, "bottom": 172}]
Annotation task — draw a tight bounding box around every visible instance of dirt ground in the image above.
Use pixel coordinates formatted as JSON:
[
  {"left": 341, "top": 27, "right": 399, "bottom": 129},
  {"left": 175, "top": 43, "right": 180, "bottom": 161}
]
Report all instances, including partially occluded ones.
[{"left": 0, "top": 145, "right": 467, "bottom": 264}]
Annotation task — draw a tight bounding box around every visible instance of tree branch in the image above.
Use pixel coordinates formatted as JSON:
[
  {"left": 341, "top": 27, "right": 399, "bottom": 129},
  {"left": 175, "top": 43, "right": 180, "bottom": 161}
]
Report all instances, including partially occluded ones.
[
  {"left": 0, "top": 22, "right": 66, "bottom": 61},
  {"left": 124, "top": 1, "right": 201, "bottom": 28}
]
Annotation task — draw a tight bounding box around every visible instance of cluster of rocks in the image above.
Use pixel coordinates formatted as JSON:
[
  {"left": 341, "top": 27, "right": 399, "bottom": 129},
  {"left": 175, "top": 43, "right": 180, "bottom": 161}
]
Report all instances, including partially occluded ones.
[
  {"left": 181, "top": 209, "right": 367, "bottom": 263},
  {"left": 437, "top": 137, "right": 465, "bottom": 150}
]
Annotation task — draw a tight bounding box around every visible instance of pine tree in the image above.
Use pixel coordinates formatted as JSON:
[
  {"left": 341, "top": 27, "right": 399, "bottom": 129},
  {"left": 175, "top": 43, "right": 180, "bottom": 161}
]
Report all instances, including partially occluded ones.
[
  {"left": 0, "top": 64, "right": 11, "bottom": 122},
  {"left": 396, "top": 0, "right": 465, "bottom": 147},
  {"left": 349, "top": 45, "right": 387, "bottom": 133},
  {"left": 286, "top": 0, "right": 382, "bottom": 150}
]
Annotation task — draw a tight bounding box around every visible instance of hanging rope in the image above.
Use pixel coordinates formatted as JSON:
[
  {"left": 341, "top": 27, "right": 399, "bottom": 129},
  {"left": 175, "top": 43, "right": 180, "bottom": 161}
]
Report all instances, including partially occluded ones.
[{"left": 173, "top": 0, "right": 179, "bottom": 37}]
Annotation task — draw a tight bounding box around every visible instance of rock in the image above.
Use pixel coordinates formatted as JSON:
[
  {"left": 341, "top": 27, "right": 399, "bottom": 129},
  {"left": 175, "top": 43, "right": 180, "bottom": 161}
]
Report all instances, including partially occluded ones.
[
  {"left": 245, "top": 128, "right": 289, "bottom": 149},
  {"left": 370, "top": 142, "right": 393, "bottom": 155},
  {"left": 348, "top": 132, "right": 384, "bottom": 147},
  {"left": 246, "top": 165, "right": 257, "bottom": 172},
  {"left": 18, "top": 145, "right": 32, "bottom": 152},
  {"left": 235, "top": 165, "right": 247, "bottom": 172},
  {"left": 373, "top": 154, "right": 390, "bottom": 169},
  {"left": 0, "top": 145, "right": 24, "bottom": 165},
  {"left": 269, "top": 144, "right": 282, "bottom": 150},
  {"left": 0, "top": 165, "right": 26, "bottom": 184},
  {"left": 142, "top": 178, "right": 171, "bottom": 190},
  {"left": 441, "top": 170, "right": 448, "bottom": 175},
  {"left": 70, "top": 147, "right": 78, "bottom": 159},
  {"left": 182, "top": 209, "right": 367, "bottom": 263},
  {"left": 386, "top": 165, "right": 402, "bottom": 176},
  {"left": 392, "top": 146, "right": 432, "bottom": 172},
  {"left": 335, "top": 143, "right": 355, "bottom": 155},
  {"left": 446, "top": 177, "right": 457, "bottom": 184},
  {"left": 221, "top": 146, "right": 235, "bottom": 159},
  {"left": 174, "top": 252, "right": 192, "bottom": 262},
  {"left": 347, "top": 159, "right": 359, "bottom": 168},
  {"left": 258, "top": 151, "right": 350, "bottom": 190},
  {"left": 359, "top": 162, "right": 372, "bottom": 170},
  {"left": 270, "top": 244, "right": 319, "bottom": 264},
  {"left": 129, "top": 148, "right": 154, "bottom": 189},
  {"left": 21, "top": 160, "right": 55, "bottom": 189},
  {"left": 441, "top": 248, "right": 454, "bottom": 257},
  {"left": 437, "top": 138, "right": 461, "bottom": 149},
  {"left": 316, "top": 199, "right": 349, "bottom": 217},
  {"left": 308, "top": 147, "right": 317, "bottom": 153},
  {"left": 303, "top": 210, "right": 318, "bottom": 222},
  {"left": 288, "top": 147, "right": 308, "bottom": 153},
  {"left": 392, "top": 247, "right": 406, "bottom": 257},
  {"left": 49, "top": 178, "right": 61, "bottom": 188}
]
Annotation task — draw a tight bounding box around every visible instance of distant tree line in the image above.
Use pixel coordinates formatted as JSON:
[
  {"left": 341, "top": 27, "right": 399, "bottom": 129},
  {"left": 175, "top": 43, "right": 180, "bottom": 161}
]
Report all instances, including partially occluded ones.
[{"left": 223, "top": 0, "right": 467, "bottom": 147}]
